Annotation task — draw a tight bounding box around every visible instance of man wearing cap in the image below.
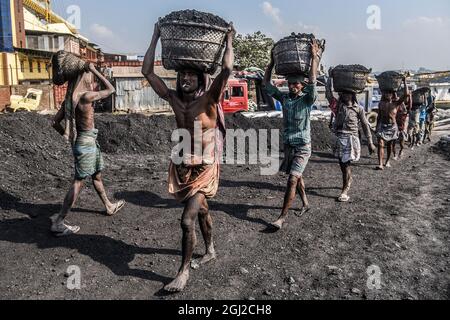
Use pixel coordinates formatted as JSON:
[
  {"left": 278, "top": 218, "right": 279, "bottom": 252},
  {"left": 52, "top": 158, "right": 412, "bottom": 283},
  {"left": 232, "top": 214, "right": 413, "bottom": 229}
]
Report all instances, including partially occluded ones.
[{"left": 262, "top": 40, "right": 321, "bottom": 230}]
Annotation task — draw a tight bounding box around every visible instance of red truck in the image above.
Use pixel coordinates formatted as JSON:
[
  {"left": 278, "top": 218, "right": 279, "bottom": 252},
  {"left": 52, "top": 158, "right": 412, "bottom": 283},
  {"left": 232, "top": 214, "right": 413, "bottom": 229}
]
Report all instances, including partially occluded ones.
[{"left": 221, "top": 79, "right": 249, "bottom": 114}]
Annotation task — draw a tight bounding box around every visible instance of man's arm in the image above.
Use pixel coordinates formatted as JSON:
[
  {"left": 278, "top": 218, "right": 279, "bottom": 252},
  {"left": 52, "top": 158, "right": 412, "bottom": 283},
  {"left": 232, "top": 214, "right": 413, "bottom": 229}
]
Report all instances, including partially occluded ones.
[
  {"left": 262, "top": 49, "right": 284, "bottom": 102},
  {"left": 325, "top": 69, "right": 336, "bottom": 104},
  {"left": 358, "top": 107, "right": 376, "bottom": 153},
  {"left": 396, "top": 76, "right": 408, "bottom": 105},
  {"left": 81, "top": 64, "right": 116, "bottom": 103},
  {"left": 52, "top": 104, "right": 65, "bottom": 136},
  {"left": 309, "top": 39, "right": 321, "bottom": 84},
  {"left": 208, "top": 23, "right": 235, "bottom": 104},
  {"left": 141, "top": 23, "right": 171, "bottom": 100}
]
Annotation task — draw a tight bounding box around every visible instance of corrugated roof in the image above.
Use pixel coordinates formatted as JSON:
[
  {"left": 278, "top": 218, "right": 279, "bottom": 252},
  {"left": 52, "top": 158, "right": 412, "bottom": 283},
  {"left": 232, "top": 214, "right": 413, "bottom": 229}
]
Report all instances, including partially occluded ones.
[{"left": 112, "top": 66, "right": 177, "bottom": 79}]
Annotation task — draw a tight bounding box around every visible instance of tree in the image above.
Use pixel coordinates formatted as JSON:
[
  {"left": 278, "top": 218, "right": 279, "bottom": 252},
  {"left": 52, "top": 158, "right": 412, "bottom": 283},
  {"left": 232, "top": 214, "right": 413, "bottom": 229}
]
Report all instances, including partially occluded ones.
[{"left": 233, "top": 31, "right": 275, "bottom": 71}]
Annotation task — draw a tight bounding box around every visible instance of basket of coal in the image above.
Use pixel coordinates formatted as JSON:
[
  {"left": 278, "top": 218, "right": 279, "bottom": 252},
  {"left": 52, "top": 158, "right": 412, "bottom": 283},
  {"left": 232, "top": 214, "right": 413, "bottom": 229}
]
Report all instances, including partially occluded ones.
[
  {"left": 273, "top": 33, "right": 326, "bottom": 77},
  {"left": 52, "top": 50, "right": 87, "bottom": 85},
  {"left": 376, "top": 71, "right": 404, "bottom": 92},
  {"left": 331, "top": 65, "right": 371, "bottom": 93},
  {"left": 158, "top": 10, "right": 230, "bottom": 75},
  {"left": 412, "top": 87, "right": 430, "bottom": 105}
]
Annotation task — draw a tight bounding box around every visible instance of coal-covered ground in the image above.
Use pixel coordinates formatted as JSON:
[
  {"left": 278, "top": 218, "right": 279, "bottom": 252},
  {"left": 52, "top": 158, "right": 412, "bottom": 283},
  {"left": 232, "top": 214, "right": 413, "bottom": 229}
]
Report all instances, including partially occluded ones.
[{"left": 0, "top": 112, "right": 449, "bottom": 300}]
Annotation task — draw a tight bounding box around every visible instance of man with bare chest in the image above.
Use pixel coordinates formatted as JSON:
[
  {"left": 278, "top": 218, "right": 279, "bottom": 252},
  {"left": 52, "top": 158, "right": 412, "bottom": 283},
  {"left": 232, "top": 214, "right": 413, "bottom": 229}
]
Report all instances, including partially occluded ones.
[
  {"left": 51, "top": 63, "right": 126, "bottom": 236},
  {"left": 376, "top": 76, "right": 408, "bottom": 170},
  {"left": 142, "top": 23, "right": 234, "bottom": 293}
]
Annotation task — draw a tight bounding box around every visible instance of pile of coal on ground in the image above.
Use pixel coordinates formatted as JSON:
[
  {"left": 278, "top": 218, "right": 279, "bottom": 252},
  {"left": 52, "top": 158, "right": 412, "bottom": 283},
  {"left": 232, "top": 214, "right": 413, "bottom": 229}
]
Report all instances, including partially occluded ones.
[
  {"left": 96, "top": 113, "right": 333, "bottom": 155},
  {"left": 225, "top": 113, "right": 333, "bottom": 152},
  {"left": 433, "top": 137, "right": 450, "bottom": 161},
  {"left": 0, "top": 113, "right": 72, "bottom": 191}
]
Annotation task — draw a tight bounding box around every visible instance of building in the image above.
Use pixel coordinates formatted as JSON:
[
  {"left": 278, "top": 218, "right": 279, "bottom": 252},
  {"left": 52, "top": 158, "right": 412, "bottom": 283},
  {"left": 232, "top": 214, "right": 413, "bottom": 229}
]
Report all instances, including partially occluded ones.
[
  {"left": 1, "top": 0, "right": 26, "bottom": 85},
  {"left": 430, "top": 77, "right": 450, "bottom": 105}
]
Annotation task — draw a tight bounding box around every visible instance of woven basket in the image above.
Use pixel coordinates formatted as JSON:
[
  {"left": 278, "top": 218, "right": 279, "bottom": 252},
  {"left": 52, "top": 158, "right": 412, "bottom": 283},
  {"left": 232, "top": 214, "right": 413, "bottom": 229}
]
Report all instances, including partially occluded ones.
[
  {"left": 273, "top": 34, "right": 325, "bottom": 76},
  {"left": 52, "top": 50, "right": 87, "bottom": 85},
  {"left": 332, "top": 65, "right": 371, "bottom": 93},
  {"left": 412, "top": 87, "right": 429, "bottom": 105},
  {"left": 159, "top": 21, "right": 229, "bottom": 75},
  {"left": 376, "top": 71, "right": 403, "bottom": 92}
]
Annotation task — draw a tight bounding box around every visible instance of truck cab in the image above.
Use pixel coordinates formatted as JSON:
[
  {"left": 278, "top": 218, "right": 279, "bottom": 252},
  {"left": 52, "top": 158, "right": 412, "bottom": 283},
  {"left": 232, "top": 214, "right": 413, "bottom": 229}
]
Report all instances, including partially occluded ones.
[
  {"left": 222, "top": 79, "right": 249, "bottom": 114},
  {"left": 9, "top": 89, "right": 43, "bottom": 112}
]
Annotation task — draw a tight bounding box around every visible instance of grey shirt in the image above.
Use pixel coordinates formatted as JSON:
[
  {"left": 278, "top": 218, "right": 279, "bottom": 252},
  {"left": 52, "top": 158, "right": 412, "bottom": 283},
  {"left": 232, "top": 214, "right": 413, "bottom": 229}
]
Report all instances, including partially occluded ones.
[{"left": 334, "top": 101, "right": 373, "bottom": 143}]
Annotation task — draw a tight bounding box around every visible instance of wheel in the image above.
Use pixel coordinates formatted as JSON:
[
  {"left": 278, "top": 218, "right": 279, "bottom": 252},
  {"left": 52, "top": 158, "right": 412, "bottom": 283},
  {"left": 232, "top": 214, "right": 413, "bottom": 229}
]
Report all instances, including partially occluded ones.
[{"left": 367, "top": 112, "right": 378, "bottom": 130}]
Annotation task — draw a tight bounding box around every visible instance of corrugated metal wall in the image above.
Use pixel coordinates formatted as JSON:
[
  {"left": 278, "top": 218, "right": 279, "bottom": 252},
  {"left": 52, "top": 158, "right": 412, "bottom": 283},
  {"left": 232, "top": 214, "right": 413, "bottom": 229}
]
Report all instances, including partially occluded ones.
[{"left": 114, "top": 77, "right": 174, "bottom": 112}]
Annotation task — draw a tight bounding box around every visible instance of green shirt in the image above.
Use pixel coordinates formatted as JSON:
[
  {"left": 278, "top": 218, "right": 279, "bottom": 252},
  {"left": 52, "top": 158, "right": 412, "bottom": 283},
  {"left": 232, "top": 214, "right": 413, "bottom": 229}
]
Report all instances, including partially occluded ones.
[{"left": 264, "top": 82, "right": 317, "bottom": 146}]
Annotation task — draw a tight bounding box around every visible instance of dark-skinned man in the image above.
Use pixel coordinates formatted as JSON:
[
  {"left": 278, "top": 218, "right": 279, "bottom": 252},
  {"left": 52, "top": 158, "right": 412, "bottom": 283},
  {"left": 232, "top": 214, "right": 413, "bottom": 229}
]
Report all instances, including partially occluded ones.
[
  {"left": 51, "top": 63, "right": 126, "bottom": 236},
  {"left": 142, "top": 22, "right": 234, "bottom": 293},
  {"left": 376, "top": 76, "right": 408, "bottom": 170},
  {"left": 262, "top": 40, "right": 321, "bottom": 231}
]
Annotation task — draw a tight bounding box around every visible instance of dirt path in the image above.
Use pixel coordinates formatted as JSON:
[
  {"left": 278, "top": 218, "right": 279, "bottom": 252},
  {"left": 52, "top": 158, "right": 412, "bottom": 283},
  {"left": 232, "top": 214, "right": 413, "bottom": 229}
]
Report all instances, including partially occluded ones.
[{"left": 0, "top": 115, "right": 449, "bottom": 300}]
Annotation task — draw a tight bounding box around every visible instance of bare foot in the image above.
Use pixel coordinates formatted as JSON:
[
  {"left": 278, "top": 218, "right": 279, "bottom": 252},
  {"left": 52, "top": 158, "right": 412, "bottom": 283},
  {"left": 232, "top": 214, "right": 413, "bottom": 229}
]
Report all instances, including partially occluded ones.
[
  {"left": 270, "top": 219, "right": 285, "bottom": 230},
  {"left": 376, "top": 165, "right": 384, "bottom": 171},
  {"left": 164, "top": 270, "right": 190, "bottom": 293}
]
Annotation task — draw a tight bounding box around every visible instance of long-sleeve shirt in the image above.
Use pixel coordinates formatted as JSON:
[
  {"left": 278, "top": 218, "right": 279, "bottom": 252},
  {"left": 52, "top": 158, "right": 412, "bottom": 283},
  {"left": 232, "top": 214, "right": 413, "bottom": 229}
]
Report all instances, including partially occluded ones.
[
  {"left": 263, "top": 82, "right": 317, "bottom": 146},
  {"left": 329, "top": 97, "right": 373, "bottom": 143}
]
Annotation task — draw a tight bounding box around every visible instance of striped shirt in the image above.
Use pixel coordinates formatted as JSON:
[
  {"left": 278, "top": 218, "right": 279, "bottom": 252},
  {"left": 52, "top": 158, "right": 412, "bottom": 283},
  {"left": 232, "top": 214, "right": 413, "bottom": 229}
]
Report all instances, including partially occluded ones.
[{"left": 264, "top": 83, "right": 317, "bottom": 146}]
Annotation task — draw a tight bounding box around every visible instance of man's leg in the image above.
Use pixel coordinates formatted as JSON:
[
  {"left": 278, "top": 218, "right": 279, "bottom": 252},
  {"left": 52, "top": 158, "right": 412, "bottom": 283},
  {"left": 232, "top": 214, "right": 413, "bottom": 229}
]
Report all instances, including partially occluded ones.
[
  {"left": 164, "top": 193, "right": 203, "bottom": 293},
  {"left": 51, "top": 179, "right": 84, "bottom": 235},
  {"left": 271, "top": 175, "right": 298, "bottom": 230},
  {"left": 399, "top": 138, "right": 405, "bottom": 159},
  {"left": 196, "top": 197, "right": 216, "bottom": 265},
  {"left": 92, "top": 172, "right": 125, "bottom": 216},
  {"left": 393, "top": 141, "right": 398, "bottom": 160},
  {"left": 377, "top": 138, "right": 385, "bottom": 170},
  {"left": 338, "top": 161, "right": 352, "bottom": 201},
  {"left": 386, "top": 141, "right": 393, "bottom": 167},
  {"left": 296, "top": 176, "right": 310, "bottom": 216}
]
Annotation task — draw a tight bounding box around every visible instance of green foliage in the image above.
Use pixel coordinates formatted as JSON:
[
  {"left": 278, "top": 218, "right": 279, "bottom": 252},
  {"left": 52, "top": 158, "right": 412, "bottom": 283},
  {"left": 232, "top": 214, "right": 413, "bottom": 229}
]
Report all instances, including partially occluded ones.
[{"left": 233, "top": 31, "right": 275, "bottom": 71}]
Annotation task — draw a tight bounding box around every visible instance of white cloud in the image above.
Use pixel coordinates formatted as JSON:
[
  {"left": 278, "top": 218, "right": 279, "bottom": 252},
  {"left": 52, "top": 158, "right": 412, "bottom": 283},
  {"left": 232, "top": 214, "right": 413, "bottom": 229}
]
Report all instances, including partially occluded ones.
[
  {"left": 90, "top": 23, "right": 114, "bottom": 39},
  {"left": 262, "top": 1, "right": 281, "bottom": 25},
  {"left": 260, "top": 2, "right": 320, "bottom": 40},
  {"left": 403, "top": 16, "right": 450, "bottom": 28}
]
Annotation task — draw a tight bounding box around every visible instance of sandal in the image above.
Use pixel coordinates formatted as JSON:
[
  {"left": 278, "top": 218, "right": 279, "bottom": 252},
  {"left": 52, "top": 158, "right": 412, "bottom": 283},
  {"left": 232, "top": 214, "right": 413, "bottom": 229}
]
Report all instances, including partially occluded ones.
[
  {"left": 107, "top": 200, "right": 126, "bottom": 216},
  {"left": 51, "top": 221, "right": 80, "bottom": 237},
  {"left": 338, "top": 194, "right": 350, "bottom": 202}
]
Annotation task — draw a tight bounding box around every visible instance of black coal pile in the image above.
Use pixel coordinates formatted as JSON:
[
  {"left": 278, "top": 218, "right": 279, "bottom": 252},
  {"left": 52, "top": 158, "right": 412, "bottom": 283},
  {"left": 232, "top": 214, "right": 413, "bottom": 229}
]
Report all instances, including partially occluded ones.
[
  {"left": 95, "top": 114, "right": 176, "bottom": 155},
  {"left": 0, "top": 112, "right": 333, "bottom": 192},
  {"left": 225, "top": 113, "right": 333, "bottom": 152},
  {"left": 159, "top": 9, "right": 229, "bottom": 28},
  {"left": 0, "top": 113, "right": 72, "bottom": 193}
]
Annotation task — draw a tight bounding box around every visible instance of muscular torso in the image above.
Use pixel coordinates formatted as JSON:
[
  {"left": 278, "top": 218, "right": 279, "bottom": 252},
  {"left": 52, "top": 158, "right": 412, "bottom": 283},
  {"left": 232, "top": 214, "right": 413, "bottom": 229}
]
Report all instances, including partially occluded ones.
[
  {"left": 379, "top": 100, "right": 400, "bottom": 125},
  {"left": 75, "top": 99, "right": 95, "bottom": 132},
  {"left": 169, "top": 92, "right": 218, "bottom": 163}
]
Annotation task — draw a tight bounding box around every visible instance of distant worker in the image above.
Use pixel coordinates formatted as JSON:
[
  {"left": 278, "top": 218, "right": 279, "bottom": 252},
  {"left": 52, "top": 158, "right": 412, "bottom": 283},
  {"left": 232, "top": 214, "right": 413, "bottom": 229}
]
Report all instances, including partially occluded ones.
[
  {"left": 393, "top": 91, "right": 412, "bottom": 160},
  {"left": 376, "top": 76, "right": 408, "bottom": 170},
  {"left": 423, "top": 92, "right": 437, "bottom": 143},
  {"left": 325, "top": 72, "right": 376, "bottom": 202}
]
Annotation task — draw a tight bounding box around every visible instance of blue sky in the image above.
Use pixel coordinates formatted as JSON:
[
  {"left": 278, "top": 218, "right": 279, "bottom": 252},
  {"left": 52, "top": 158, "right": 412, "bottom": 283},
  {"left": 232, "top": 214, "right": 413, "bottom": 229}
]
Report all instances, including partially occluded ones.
[{"left": 51, "top": 0, "right": 450, "bottom": 71}]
